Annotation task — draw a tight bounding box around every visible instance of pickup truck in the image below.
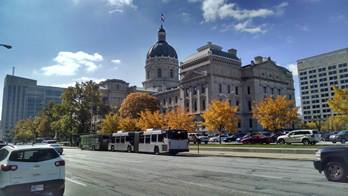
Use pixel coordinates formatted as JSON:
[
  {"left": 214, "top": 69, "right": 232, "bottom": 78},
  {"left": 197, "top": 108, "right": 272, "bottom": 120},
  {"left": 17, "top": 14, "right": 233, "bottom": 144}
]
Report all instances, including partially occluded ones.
[{"left": 313, "top": 146, "right": 348, "bottom": 182}]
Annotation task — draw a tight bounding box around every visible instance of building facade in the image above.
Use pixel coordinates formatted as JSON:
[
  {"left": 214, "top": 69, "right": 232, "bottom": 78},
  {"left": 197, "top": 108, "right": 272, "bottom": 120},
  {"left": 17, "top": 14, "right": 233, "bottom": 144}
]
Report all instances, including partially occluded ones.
[
  {"left": 144, "top": 26, "right": 295, "bottom": 131},
  {"left": 0, "top": 75, "right": 65, "bottom": 138},
  {"left": 297, "top": 48, "right": 348, "bottom": 122}
]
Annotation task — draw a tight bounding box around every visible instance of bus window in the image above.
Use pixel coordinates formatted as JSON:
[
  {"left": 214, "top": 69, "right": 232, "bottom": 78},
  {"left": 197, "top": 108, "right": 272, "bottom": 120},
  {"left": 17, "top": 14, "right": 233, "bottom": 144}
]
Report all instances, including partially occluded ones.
[
  {"left": 151, "top": 134, "right": 157, "bottom": 142},
  {"left": 167, "top": 130, "right": 188, "bottom": 140},
  {"left": 158, "top": 134, "right": 164, "bottom": 142},
  {"left": 112, "top": 136, "right": 116, "bottom": 143},
  {"left": 145, "top": 135, "right": 151, "bottom": 144},
  {"left": 139, "top": 135, "right": 144, "bottom": 143},
  {"left": 120, "top": 136, "right": 125, "bottom": 143},
  {"left": 116, "top": 136, "right": 120, "bottom": 143},
  {"left": 125, "top": 136, "right": 129, "bottom": 142}
]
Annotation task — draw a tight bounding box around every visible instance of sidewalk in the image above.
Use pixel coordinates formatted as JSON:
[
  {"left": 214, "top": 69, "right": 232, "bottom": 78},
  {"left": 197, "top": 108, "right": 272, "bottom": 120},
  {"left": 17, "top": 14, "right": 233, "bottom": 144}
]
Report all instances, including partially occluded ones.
[{"left": 184, "top": 149, "right": 315, "bottom": 161}]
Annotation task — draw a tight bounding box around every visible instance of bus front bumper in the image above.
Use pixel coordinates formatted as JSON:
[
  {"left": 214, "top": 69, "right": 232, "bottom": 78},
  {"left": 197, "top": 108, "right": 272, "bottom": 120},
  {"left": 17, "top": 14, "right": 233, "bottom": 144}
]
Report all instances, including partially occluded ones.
[{"left": 169, "top": 149, "right": 189, "bottom": 154}]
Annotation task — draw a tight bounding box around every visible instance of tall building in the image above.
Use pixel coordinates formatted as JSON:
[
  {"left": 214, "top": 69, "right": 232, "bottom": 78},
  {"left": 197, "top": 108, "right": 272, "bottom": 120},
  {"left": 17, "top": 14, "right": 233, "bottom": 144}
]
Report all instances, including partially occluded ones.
[
  {"left": 143, "top": 25, "right": 179, "bottom": 91},
  {"left": 297, "top": 48, "right": 348, "bottom": 122},
  {"left": 144, "top": 26, "right": 295, "bottom": 131},
  {"left": 0, "top": 75, "right": 64, "bottom": 138}
]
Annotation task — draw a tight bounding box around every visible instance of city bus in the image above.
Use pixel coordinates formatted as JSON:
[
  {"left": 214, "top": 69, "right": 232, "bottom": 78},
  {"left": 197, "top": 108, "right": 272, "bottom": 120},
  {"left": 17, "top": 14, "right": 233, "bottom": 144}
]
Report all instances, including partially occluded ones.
[
  {"left": 80, "top": 134, "right": 110, "bottom": 151},
  {"left": 108, "top": 131, "right": 139, "bottom": 152},
  {"left": 108, "top": 129, "right": 189, "bottom": 155}
]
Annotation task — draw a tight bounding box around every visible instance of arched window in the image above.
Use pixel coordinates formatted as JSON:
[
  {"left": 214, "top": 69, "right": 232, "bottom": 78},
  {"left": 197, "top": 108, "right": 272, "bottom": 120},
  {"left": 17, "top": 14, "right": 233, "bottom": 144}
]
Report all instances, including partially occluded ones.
[{"left": 157, "top": 68, "right": 162, "bottom": 78}]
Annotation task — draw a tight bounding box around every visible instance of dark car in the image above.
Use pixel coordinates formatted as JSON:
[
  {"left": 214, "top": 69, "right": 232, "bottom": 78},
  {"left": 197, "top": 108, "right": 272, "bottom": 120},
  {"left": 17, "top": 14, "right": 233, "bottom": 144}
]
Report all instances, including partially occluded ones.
[
  {"left": 223, "top": 133, "right": 246, "bottom": 142},
  {"left": 240, "top": 133, "right": 272, "bottom": 144},
  {"left": 321, "top": 131, "right": 338, "bottom": 141},
  {"left": 314, "top": 146, "right": 348, "bottom": 182},
  {"left": 329, "top": 130, "right": 348, "bottom": 144}
]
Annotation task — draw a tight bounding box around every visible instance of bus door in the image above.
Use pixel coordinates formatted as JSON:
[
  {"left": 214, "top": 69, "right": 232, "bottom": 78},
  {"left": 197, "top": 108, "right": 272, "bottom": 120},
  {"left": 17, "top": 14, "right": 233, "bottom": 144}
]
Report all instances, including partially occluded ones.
[{"left": 129, "top": 132, "right": 140, "bottom": 153}]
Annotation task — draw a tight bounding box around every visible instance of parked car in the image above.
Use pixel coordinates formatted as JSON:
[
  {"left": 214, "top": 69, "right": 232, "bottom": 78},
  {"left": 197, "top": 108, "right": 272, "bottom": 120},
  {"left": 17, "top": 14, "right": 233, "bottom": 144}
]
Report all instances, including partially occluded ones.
[
  {"left": 224, "top": 133, "right": 246, "bottom": 142},
  {"left": 0, "top": 141, "right": 7, "bottom": 149},
  {"left": 49, "top": 143, "right": 64, "bottom": 155},
  {"left": 277, "top": 130, "right": 321, "bottom": 145},
  {"left": 209, "top": 135, "right": 229, "bottom": 143},
  {"left": 321, "top": 131, "right": 338, "bottom": 141},
  {"left": 42, "top": 139, "right": 58, "bottom": 144},
  {"left": 240, "top": 132, "right": 272, "bottom": 144},
  {"left": 196, "top": 135, "right": 209, "bottom": 144},
  {"left": 329, "top": 130, "right": 348, "bottom": 144},
  {"left": 314, "top": 146, "right": 348, "bottom": 182},
  {"left": 0, "top": 145, "right": 65, "bottom": 195}
]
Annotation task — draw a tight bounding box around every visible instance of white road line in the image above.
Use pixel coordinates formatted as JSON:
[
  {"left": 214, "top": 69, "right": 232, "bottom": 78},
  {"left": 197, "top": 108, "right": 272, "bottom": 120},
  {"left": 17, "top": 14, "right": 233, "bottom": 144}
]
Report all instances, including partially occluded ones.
[
  {"left": 66, "top": 177, "right": 87, "bottom": 187},
  {"left": 251, "top": 174, "right": 283, "bottom": 179}
]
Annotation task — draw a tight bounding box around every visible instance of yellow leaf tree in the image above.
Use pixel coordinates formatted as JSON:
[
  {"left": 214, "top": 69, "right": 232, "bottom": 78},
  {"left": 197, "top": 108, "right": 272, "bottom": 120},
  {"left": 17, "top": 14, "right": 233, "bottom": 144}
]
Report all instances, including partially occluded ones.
[
  {"left": 328, "top": 86, "right": 348, "bottom": 117},
  {"left": 137, "top": 110, "right": 166, "bottom": 130},
  {"left": 322, "top": 115, "right": 347, "bottom": 131},
  {"left": 165, "top": 108, "right": 196, "bottom": 132},
  {"left": 120, "top": 117, "right": 140, "bottom": 132},
  {"left": 252, "top": 96, "right": 298, "bottom": 132},
  {"left": 99, "top": 113, "right": 121, "bottom": 135},
  {"left": 202, "top": 100, "right": 239, "bottom": 143},
  {"left": 119, "top": 92, "right": 159, "bottom": 118}
]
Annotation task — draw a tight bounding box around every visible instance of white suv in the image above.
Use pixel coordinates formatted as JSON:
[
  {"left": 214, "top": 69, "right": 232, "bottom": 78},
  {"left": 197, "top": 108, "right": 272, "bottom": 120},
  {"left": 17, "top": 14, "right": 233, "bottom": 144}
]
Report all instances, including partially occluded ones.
[
  {"left": 277, "top": 130, "right": 321, "bottom": 145},
  {"left": 0, "top": 145, "right": 65, "bottom": 196}
]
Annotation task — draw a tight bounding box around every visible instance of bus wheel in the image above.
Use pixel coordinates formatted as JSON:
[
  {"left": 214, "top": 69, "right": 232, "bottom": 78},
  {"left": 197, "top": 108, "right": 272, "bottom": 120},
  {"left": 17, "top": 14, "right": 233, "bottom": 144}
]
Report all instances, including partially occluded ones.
[
  {"left": 154, "top": 146, "right": 159, "bottom": 155},
  {"left": 127, "top": 146, "right": 132, "bottom": 153},
  {"left": 92, "top": 145, "right": 95, "bottom": 151},
  {"left": 111, "top": 146, "right": 114, "bottom": 151}
]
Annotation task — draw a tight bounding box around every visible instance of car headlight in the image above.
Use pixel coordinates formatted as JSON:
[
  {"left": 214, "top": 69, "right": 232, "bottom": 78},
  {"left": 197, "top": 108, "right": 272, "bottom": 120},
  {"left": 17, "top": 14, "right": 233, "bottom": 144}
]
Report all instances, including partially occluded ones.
[{"left": 315, "top": 149, "right": 322, "bottom": 160}]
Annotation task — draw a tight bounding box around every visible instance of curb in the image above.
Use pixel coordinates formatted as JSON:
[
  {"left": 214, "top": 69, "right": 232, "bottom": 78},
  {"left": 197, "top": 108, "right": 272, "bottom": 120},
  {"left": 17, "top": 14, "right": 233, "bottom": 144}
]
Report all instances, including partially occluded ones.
[{"left": 189, "top": 147, "right": 317, "bottom": 154}]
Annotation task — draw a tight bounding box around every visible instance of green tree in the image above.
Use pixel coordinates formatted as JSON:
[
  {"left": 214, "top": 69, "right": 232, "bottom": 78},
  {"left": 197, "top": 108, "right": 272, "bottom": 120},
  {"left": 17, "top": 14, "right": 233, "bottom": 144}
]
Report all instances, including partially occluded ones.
[{"left": 12, "top": 119, "right": 36, "bottom": 142}]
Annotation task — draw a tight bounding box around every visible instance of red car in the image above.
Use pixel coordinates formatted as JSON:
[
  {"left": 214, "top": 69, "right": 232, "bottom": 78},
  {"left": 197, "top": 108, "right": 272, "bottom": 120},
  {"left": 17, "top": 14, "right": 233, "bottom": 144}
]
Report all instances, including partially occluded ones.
[{"left": 240, "top": 133, "right": 272, "bottom": 144}]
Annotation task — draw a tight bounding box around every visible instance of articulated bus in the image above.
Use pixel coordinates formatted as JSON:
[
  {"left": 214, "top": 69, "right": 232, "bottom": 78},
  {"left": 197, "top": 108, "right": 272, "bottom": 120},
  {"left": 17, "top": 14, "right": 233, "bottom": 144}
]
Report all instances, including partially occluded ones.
[
  {"left": 80, "top": 134, "right": 110, "bottom": 151},
  {"left": 108, "top": 129, "right": 189, "bottom": 155}
]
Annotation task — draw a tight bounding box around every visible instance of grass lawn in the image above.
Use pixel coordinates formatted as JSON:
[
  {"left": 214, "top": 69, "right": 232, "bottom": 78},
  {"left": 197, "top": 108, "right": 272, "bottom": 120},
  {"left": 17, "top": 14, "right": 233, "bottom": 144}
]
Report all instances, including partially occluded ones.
[{"left": 189, "top": 143, "right": 341, "bottom": 148}]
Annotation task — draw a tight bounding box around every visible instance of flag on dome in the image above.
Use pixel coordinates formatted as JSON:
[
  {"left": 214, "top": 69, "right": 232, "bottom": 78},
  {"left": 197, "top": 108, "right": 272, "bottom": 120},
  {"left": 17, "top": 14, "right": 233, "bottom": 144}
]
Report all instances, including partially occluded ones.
[{"left": 161, "top": 14, "right": 165, "bottom": 23}]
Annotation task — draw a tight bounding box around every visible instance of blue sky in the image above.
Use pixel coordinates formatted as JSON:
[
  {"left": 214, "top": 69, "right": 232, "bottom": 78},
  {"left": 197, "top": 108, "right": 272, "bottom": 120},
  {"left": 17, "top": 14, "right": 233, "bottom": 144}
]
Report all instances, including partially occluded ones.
[{"left": 0, "top": 0, "right": 348, "bottom": 117}]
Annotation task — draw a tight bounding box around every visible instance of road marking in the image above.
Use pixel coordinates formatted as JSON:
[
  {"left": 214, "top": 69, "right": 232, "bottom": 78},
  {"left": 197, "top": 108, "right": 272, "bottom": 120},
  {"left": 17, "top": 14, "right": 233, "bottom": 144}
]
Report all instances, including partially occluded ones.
[
  {"left": 66, "top": 177, "right": 87, "bottom": 187},
  {"left": 251, "top": 174, "right": 283, "bottom": 179}
]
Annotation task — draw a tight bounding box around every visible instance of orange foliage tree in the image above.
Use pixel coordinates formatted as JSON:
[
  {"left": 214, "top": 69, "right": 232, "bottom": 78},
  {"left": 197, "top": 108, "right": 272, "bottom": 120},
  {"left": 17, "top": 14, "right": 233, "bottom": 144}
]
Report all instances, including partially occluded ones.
[
  {"left": 202, "top": 100, "right": 239, "bottom": 143},
  {"left": 120, "top": 117, "right": 140, "bottom": 132},
  {"left": 99, "top": 113, "right": 121, "bottom": 135},
  {"left": 165, "top": 108, "right": 196, "bottom": 132},
  {"left": 252, "top": 96, "right": 298, "bottom": 132},
  {"left": 119, "top": 92, "right": 159, "bottom": 118},
  {"left": 137, "top": 110, "right": 166, "bottom": 130}
]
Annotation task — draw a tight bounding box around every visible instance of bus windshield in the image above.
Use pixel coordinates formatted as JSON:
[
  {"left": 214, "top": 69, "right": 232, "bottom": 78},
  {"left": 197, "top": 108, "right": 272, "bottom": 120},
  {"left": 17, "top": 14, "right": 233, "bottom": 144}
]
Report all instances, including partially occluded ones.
[{"left": 166, "top": 130, "right": 188, "bottom": 140}]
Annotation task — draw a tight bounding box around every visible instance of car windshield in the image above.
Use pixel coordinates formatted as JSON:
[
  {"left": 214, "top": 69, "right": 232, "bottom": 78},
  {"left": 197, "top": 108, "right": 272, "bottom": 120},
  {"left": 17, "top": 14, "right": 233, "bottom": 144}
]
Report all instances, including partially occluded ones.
[{"left": 337, "top": 131, "right": 347, "bottom": 135}]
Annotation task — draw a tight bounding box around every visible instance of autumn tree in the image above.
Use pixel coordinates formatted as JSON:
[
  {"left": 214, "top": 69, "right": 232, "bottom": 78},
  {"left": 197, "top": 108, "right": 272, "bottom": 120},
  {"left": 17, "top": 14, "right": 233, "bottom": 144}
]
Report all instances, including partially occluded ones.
[
  {"left": 322, "top": 115, "right": 347, "bottom": 131},
  {"left": 119, "top": 92, "right": 159, "bottom": 118},
  {"left": 165, "top": 108, "right": 195, "bottom": 132},
  {"left": 120, "top": 117, "right": 140, "bottom": 131},
  {"left": 328, "top": 86, "right": 348, "bottom": 118},
  {"left": 137, "top": 110, "right": 166, "bottom": 130},
  {"left": 12, "top": 119, "right": 36, "bottom": 142},
  {"left": 100, "top": 113, "right": 121, "bottom": 135},
  {"left": 202, "top": 100, "right": 239, "bottom": 143},
  {"left": 252, "top": 96, "right": 298, "bottom": 132}
]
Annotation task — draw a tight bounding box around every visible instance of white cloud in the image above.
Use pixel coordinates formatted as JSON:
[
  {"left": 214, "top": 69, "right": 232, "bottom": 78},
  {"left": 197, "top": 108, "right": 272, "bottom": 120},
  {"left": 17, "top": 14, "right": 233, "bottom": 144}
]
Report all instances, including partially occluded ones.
[
  {"left": 111, "top": 59, "right": 121, "bottom": 64},
  {"left": 202, "top": 0, "right": 274, "bottom": 22},
  {"left": 287, "top": 63, "right": 298, "bottom": 76},
  {"left": 105, "top": 0, "right": 136, "bottom": 13},
  {"left": 274, "top": 2, "right": 289, "bottom": 16},
  {"left": 234, "top": 20, "right": 266, "bottom": 34},
  {"left": 41, "top": 51, "right": 103, "bottom": 76},
  {"left": 54, "top": 77, "right": 107, "bottom": 88}
]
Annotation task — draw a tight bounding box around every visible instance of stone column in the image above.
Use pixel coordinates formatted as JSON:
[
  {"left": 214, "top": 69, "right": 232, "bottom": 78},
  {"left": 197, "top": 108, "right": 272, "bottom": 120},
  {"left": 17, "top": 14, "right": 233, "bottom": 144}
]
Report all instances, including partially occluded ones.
[
  {"left": 197, "top": 88, "right": 201, "bottom": 113},
  {"left": 189, "top": 89, "right": 192, "bottom": 113}
]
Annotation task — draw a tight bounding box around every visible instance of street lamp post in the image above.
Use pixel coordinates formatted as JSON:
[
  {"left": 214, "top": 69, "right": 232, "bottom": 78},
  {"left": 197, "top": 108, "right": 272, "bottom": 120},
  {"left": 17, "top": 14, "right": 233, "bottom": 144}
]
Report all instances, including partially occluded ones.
[{"left": 0, "top": 44, "right": 12, "bottom": 49}]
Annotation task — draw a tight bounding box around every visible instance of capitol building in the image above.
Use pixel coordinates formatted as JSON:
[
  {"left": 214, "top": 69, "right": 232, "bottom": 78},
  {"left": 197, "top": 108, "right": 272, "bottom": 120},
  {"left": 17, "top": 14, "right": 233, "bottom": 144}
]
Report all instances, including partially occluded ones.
[{"left": 101, "top": 25, "right": 295, "bottom": 131}]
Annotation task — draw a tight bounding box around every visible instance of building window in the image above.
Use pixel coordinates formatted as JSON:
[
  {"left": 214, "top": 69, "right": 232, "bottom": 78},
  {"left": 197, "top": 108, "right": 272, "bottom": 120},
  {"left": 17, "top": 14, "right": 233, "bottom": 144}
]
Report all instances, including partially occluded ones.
[
  {"left": 249, "top": 119, "right": 253, "bottom": 128},
  {"left": 193, "top": 101, "right": 197, "bottom": 112},
  {"left": 227, "top": 85, "right": 231, "bottom": 94},
  {"left": 271, "top": 88, "right": 274, "bottom": 95},
  {"left": 219, "top": 83, "right": 222, "bottom": 93},
  {"left": 278, "top": 89, "right": 281, "bottom": 95},
  {"left": 175, "top": 96, "right": 178, "bottom": 103},
  {"left": 201, "top": 86, "right": 205, "bottom": 94},
  {"left": 157, "top": 68, "right": 162, "bottom": 78},
  {"left": 247, "top": 86, "right": 251, "bottom": 94},
  {"left": 248, "top": 101, "right": 252, "bottom": 111},
  {"left": 263, "top": 86, "right": 267, "bottom": 94},
  {"left": 170, "top": 69, "right": 174, "bottom": 78},
  {"left": 238, "top": 121, "right": 241, "bottom": 128},
  {"left": 202, "top": 99, "right": 206, "bottom": 111},
  {"left": 235, "top": 86, "right": 239, "bottom": 95}
]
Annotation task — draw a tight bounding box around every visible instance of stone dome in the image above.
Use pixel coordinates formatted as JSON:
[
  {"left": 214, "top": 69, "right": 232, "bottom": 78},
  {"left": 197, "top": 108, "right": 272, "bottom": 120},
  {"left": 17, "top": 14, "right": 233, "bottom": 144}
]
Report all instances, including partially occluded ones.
[{"left": 146, "top": 25, "right": 178, "bottom": 59}]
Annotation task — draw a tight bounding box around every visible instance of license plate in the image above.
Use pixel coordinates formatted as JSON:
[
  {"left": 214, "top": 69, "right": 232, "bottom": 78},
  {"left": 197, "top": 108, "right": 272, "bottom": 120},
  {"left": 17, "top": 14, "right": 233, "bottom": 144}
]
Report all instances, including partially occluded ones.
[{"left": 31, "top": 184, "right": 44, "bottom": 192}]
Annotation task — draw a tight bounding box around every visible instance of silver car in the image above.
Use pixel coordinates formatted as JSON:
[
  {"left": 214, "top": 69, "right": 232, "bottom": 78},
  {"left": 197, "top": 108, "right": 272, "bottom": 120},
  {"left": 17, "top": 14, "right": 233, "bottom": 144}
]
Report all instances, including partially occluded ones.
[{"left": 277, "top": 130, "right": 321, "bottom": 145}]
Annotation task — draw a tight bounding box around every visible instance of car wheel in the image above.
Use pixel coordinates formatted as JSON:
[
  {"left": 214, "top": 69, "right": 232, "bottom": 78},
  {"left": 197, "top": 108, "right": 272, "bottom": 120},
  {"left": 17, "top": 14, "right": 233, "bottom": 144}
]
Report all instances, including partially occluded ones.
[
  {"left": 340, "top": 138, "right": 346, "bottom": 144},
  {"left": 302, "top": 139, "right": 310, "bottom": 145},
  {"left": 127, "top": 146, "right": 132, "bottom": 153},
  {"left": 205, "top": 141, "right": 208, "bottom": 144},
  {"left": 52, "top": 188, "right": 65, "bottom": 196},
  {"left": 278, "top": 139, "right": 285, "bottom": 144},
  {"left": 324, "top": 161, "right": 347, "bottom": 182},
  {"left": 311, "top": 142, "right": 317, "bottom": 145},
  {"left": 111, "top": 145, "right": 115, "bottom": 151},
  {"left": 332, "top": 141, "right": 337, "bottom": 144},
  {"left": 154, "top": 146, "right": 159, "bottom": 155}
]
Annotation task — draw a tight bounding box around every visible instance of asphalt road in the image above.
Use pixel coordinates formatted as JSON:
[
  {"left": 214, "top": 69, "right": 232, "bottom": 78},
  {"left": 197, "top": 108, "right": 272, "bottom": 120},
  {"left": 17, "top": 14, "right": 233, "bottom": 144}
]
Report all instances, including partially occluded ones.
[{"left": 62, "top": 148, "right": 348, "bottom": 196}]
